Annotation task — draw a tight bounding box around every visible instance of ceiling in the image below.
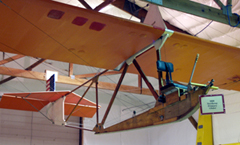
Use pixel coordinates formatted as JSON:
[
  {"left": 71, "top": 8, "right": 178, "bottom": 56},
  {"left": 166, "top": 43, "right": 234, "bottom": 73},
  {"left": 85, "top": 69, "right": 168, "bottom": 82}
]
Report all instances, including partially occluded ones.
[{"left": 135, "top": 0, "right": 240, "bottom": 48}]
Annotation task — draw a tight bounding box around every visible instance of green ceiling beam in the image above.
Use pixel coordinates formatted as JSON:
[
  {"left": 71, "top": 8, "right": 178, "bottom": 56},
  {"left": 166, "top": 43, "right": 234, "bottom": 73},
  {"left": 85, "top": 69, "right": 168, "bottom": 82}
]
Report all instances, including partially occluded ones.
[{"left": 142, "top": 0, "right": 240, "bottom": 27}]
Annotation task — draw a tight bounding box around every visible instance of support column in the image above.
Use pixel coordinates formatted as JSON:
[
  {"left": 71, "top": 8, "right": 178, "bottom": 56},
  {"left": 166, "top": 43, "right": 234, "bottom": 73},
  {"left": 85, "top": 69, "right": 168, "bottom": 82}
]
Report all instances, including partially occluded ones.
[
  {"left": 196, "top": 111, "right": 213, "bottom": 145},
  {"left": 79, "top": 117, "right": 83, "bottom": 145}
]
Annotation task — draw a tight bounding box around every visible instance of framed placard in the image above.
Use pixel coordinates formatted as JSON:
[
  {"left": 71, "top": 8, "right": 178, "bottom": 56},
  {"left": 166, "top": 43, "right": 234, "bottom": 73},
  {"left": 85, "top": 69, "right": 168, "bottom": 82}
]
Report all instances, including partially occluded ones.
[{"left": 199, "top": 94, "right": 225, "bottom": 115}]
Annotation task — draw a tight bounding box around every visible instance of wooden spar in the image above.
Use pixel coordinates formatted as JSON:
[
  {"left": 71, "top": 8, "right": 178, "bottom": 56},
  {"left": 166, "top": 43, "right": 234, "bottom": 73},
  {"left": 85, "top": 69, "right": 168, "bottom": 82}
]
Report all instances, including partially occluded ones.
[
  {"left": 99, "top": 63, "right": 129, "bottom": 126},
  {"left": 75, "top": 71, "right": 121, "bottom": 78},
  {"left": 78, "top": 0, "right": 93, "bottom": 10},
  {"left": 0, "top": 54, "right": 24, "bottom": 65},
  {"left": 0, "top": 66, "right": 155, "bottom": 95},
  {"left": 188, "top": 116, "right": 198, "bottom": 130},
  {"left": 78, "top": 0, "right": 114, "bottom": 12},
  {"left": 0, "top": 58, "right": 45, "bottom": 85},
  {"left": 69, "top": 63, "right": 73, "bottom": 77},
  {"left": 95, "top": 77, "right": 99, "bottom": 124},
  {"left": 94, "top": 0, "right": 115, "bottom": 12},
  {"left": 133, "top": 59, "right": 159, "bottom": 100},
  {"left": 94, "top": 82, "right": 213, "bottom": 134}
]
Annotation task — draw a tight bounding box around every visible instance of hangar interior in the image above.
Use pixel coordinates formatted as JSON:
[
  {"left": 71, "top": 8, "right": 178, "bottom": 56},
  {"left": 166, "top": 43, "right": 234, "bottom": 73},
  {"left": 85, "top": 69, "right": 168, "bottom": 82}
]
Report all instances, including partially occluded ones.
[{"left": 0, "top": 0, "right": 240, "bottom": 145}]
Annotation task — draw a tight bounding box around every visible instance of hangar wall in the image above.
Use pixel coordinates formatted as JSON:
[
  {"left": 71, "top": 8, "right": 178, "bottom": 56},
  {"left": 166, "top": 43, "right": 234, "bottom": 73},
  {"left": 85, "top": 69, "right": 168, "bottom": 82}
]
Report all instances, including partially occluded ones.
[
  {"left": 0, "top": 109, "right": 79, "bottom": 145},
  {"left": 213, "top": 90, "right": 240, "bottom": 145}
]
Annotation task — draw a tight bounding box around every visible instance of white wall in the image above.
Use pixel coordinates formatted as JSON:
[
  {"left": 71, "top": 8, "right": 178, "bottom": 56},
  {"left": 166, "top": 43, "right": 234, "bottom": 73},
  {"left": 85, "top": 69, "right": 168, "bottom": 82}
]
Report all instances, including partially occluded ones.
[
  {"left": 0, "top": 109, "right": 79, "bottom": 145},
  {"left": 212, "top": 89, "right": 240, "bottom": 145}
]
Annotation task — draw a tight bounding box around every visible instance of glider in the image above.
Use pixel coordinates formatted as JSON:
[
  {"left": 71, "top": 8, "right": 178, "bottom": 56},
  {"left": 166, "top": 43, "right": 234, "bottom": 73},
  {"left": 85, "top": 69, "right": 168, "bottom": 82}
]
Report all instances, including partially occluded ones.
[{"left": 0, "top": 0, "right": 240, "bottom": 133}]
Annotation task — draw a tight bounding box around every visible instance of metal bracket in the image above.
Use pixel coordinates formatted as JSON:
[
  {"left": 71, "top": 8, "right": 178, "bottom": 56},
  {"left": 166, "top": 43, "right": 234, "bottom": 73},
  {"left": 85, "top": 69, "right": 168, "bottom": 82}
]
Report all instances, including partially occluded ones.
[
  {"left": 155, "top": 28, "right": 174, "bottom": 60},
  {"left": 163, "top": 28, "right": 174, "bottom": 37},
  {"left": 214, "top": 0, "right": 232, "bottom": 16},
  {"left": 154, "top": 30, "right": 172, "bottom": 51}
]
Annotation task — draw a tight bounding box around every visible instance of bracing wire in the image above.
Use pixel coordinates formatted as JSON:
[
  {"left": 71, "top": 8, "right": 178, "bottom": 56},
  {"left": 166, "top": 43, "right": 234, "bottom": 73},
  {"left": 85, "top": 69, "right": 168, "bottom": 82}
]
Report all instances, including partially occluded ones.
[{"left": 194, "top": 20, "right": 213, "bottom": 36}]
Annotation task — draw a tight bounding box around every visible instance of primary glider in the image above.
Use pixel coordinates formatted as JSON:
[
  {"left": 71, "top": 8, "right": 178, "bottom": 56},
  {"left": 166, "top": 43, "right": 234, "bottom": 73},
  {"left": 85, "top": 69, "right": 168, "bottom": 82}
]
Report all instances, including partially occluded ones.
[{"left": 0, "top": 0, "right": 240, "bottom": 133}]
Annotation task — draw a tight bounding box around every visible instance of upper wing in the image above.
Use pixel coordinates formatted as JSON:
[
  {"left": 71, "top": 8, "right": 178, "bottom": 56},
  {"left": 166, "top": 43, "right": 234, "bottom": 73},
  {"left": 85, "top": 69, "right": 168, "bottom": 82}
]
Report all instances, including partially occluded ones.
[
  {"left": 0, "top": 0, "right": 163, "bottom": 69},
  {"left": 0, "top": 91, "right": 99, "bottom": 118},
  {"left": 0, "top": 0, "right": 240, "bottom": 91}
]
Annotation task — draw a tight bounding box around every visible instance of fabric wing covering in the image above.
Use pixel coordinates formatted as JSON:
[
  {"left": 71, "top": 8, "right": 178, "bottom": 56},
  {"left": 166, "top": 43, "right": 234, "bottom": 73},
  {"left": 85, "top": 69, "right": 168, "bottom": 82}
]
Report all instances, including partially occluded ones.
[
  {"left": 0, "top": 0, "right": 240, "bottom": 91},
  {"left": 0, "top": 91, "right": 99, "bottom": 118}
]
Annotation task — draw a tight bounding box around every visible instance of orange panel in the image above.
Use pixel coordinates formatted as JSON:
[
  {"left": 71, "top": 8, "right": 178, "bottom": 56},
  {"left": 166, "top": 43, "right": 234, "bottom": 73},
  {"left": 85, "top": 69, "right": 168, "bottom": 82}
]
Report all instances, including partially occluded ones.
[
  {"left": 0, "top": 95, "right": 49, "bottom": 111},
  {"left": 5, "top": 91, "right": 97, "bottom": 106},
  {"left": 65, "top": 92, "right": 97, "bottom": 106},
  {"left": 64, "top": 103, "right": 97, "bottom": 118},
  {"left": 2, "top": 91, "right": 99, "bottom": 117}
]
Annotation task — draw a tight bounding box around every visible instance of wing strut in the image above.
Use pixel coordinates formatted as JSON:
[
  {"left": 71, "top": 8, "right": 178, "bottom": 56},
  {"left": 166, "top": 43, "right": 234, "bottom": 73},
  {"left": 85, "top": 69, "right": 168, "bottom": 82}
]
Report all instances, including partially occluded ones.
[
  {"left": 64, "top": 69, "right": 108, "bottom": 97},
  {"left": 64, "top": 69, "right": 108, "bottom": 122},
  {"left": 100, "top": 63, "right": 129, "bottom": 127},
  {"left": 95, "top": 77, "right": 99, "bottom": 124},
  {"left": 65, "top": 80, "right": 94, "bottom": 122},
  {"left": 133, "top": 59, "right": 158, "bottom": 100}
]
